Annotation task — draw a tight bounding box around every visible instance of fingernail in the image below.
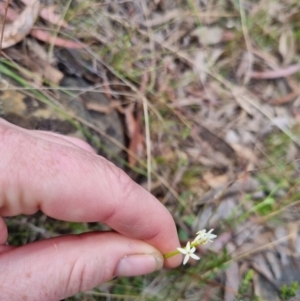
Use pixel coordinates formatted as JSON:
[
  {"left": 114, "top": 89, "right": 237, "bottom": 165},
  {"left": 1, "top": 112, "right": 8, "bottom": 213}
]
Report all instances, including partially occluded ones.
[{"left": 115, "top": 253, "right": 163, "bottom": 277}]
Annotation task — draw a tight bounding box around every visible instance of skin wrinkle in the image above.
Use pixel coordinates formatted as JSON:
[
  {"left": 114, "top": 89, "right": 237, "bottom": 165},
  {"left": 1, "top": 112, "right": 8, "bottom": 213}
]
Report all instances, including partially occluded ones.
[
  {"left": 0, "top": 130, "right": 55, "bottom": 215},
  {"left": 0, "top": 128, "right": 83, "bottom": 217},
  {"left": 77, "top": 258, "right": 90, "bottom": 293},
  {"left": 61, "top": 235, "right": 106, "bottom": 295},
  {"left": 71, "top": 254, "right": 100, "bottom": 293},
  {"left": 101, "top": 162, "right": 168, "bottom": 243},
  {"left": 0, "top": 128, "right": 26, "bottom": 216},
  {"left": 1, "top": 138, "right": 100, "bottom": 219},
  {"left": 8, "top": 164, "right": 28, "bottom": 216},
  {"left": 65, "top": 258, "right": 77, "bottom": 297},
  {"left": 105, "top": 163, "right": 135, "bottom": 213},
  {"left": 26, "top": 135, "right": 95, "bottom": 219},
  {"left": 0, "top": 126, "right": 112, "bottom": 220},
  {"left": 105, "top": 197, "right": 166, "bottom": 245},
  {"left": 26, "top": 133, "right": 101, "bottom": 220},
  {"left": 100, "top": 160, "right": 175, "bottom": 246},
  {"left": 27, "top": 137, "right": 74, "bottom": 215}
]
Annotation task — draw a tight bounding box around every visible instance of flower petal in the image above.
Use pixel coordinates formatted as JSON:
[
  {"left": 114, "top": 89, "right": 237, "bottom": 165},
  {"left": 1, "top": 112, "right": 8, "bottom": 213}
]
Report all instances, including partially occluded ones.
[
  {"left": 190, "top": 253, "right": 200, "bottom": 260},
  {"left": 177, "top": 247, "right": 187, "bottom": 255},
  {"left": 183, "top": 254, "right": 190, "bottom": 265},
  {"left": 185, "top": 241, "right": 191, "bottom": 251},
  {"left": 190, "top": 246, "right": 196, "bottom": 253}
]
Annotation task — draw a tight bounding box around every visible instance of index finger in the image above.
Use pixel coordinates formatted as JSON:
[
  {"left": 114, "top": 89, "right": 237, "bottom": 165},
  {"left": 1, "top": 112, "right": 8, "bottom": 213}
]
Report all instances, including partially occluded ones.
[{"left": 0, "top": 120, "right": 181, "bottom": 267}]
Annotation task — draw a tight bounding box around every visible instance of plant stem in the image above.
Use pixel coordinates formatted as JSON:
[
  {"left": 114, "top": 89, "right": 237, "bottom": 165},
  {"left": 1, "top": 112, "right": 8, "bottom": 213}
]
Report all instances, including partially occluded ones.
[
  {"left": 164, "top": 241, "right": 200, "bottom": 259},
  {"left": 164, "top": 250, "right": 180, "bottom": 259}
]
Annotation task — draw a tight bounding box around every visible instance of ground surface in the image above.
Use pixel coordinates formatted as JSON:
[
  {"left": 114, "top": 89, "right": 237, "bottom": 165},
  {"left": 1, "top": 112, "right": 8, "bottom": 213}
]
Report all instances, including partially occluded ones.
[{"left": 1, "top": 0, "right": 300, "bottom": 300}]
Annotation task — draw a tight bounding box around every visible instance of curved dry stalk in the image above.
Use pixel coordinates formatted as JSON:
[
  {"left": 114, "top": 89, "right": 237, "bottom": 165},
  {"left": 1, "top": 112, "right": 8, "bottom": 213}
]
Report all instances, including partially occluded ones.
[{"left": 0, "top": 0, "right": 40, "bottom": 49}]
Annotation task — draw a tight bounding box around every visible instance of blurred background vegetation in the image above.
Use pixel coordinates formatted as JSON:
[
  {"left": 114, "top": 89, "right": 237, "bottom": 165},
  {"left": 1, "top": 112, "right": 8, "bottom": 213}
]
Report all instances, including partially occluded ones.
[{"left": 2, "top": 0, "right": 300, "bottom": 300}]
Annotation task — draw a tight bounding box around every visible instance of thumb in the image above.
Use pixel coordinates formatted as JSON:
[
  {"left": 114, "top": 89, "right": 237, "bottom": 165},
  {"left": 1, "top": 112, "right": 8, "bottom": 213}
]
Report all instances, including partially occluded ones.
[{"left": 0, "top": 232, "right": 165, "bottom": 301}]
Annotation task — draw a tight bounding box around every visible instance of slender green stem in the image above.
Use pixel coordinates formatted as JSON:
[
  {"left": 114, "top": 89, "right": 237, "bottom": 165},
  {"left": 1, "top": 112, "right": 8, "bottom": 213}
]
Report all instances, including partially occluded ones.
[
  {"left": 164, "top": 240, "right": 200, "bottom": 259},
  {"left": 164, "top": 250, "right": 180, "bottom": 259}
]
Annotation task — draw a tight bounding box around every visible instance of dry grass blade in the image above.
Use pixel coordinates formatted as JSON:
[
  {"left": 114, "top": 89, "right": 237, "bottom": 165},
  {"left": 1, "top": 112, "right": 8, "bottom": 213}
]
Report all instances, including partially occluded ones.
[{"left": 0, "top": 0, "right": 40, "bottom": 49}]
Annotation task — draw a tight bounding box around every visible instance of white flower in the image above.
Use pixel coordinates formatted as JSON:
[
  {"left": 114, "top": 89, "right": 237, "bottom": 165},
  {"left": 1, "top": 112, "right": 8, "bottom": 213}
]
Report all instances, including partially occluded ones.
[
  {"left": 193, "top": 229, "right": 217, "bottom": 245},
  {"left": 177, "top": 241, "right": 200, "bottom": 265}
]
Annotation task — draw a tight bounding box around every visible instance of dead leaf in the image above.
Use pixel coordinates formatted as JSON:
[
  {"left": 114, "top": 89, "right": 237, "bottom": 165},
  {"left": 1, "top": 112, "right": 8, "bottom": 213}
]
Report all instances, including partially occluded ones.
[
  {"left": 85, "top": 100, "right": 121, "bottom": 114},
  {"left": 120, "top": 103, "right": 144, "bottom": 166},
  {"left": 194, "top": 50, "right": 208, "bottom": 83},
  {"left": 203, "top": 172, "right": 228, "bottom": 189},
  {"left": 234, "top": 221, "right": 264, "bottom": 248},
  {"left": 224, "top": 243, "right": 239, "bottom": 301},
  {"left": 279, "top": 26, "right": 295, "bottom": 65},
  {"left": 251, "top": 64, "right": 300, "bottom": 79},
  {"left": 25, "top": 38, "right": 63, "bottom": 83},
  {"left": 194, "top": 206, "right": 214, "bottom": 230},
  {"left": 128, "top": 111, "right": 144, "bottom": 167},
  {"left": 265, "top": 251, "right": 282, "bottom": 280},
  {"left": 209, "top": 231, "right": 232, "bottom": 252},
  {"left": 4, "top": 44, "right": 63, "bottom": 84},
  {"left": 209, "top": 197, "right": 238, "bottom": 225},
  {"left": 122, "top": 103, "right": 135, "bottom": 138},
  {"left": 251, "top": 254, "right": 275, "bottom": 283},
  {"left": 42, "top": 64, "right": 63, "bottom": 84},
  {"left": 230, "top": 143, "right": 258, "bottom": 164},
  {"left": 192, "top": 26, "right": 223, "bottom": 46},
  {"left": 195, "top": 124, "right": 236, "bottom": 160},
  {"left": 236, "top": 51, "right": 254, "bottom": 83},
  {"left": 139, "top": 8, "right": 181, "bottom": 27},
  {"left": 269, "top": 91, "right": 299, "bottom": 105},
  {"left": 30, "top": 28, "right": 83, "bottom": 48},
  {"left": 253, "top": 273, "right": 280, "bottom": 301},
  {"left": 0, "top": 0, "right": 40, "bottom": 49},
  {"left": 0, "top": 1, "right": 82, "bottom": 49},
  {"left": 169, "top": 97, "right": 203, "bottom": 108}
]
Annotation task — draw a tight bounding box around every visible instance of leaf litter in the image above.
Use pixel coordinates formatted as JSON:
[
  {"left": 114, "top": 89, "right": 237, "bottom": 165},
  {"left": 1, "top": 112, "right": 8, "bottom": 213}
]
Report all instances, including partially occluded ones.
[{"left": 0, "top": 0, "right": 82, "bottom": 49}]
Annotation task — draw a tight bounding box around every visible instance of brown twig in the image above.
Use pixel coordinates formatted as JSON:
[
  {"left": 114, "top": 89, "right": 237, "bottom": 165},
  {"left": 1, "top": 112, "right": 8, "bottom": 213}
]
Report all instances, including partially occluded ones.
[{"left": 269, "top": 90, "right": 300, "bottom": 105}]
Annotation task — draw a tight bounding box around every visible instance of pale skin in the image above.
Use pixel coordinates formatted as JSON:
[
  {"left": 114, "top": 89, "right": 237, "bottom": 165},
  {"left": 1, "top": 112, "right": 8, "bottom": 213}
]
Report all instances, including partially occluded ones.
[{"left": 0, "top": 118, "right": 182, "bottom": 301}]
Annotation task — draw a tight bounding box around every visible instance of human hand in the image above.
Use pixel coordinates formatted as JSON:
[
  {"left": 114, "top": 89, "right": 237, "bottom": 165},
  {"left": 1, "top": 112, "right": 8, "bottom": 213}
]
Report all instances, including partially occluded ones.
[{"left": 0, "top": 118, "right": 181, "bottom": 301}]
